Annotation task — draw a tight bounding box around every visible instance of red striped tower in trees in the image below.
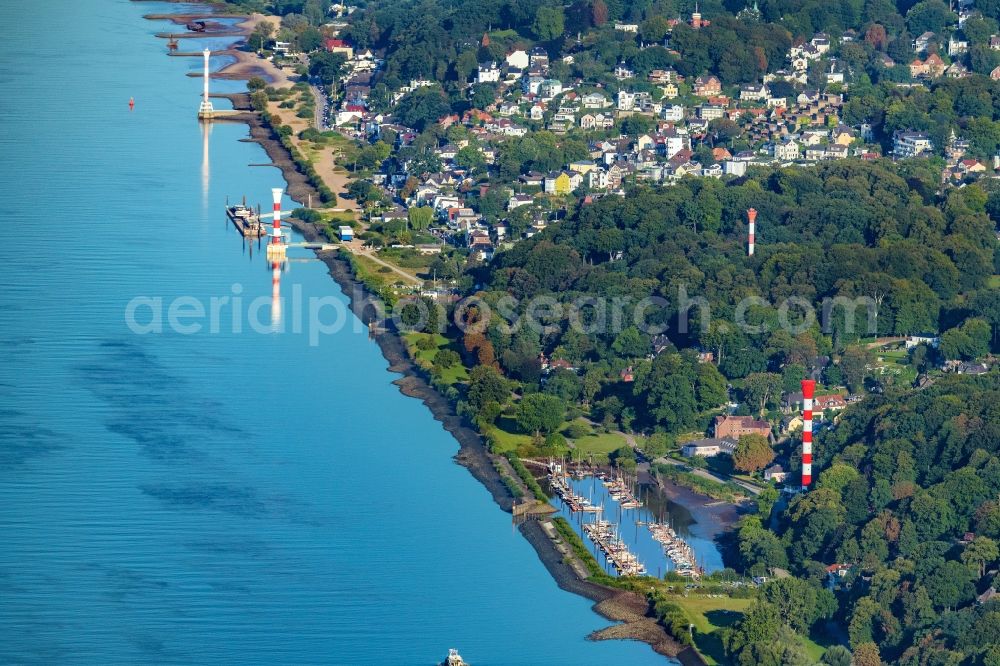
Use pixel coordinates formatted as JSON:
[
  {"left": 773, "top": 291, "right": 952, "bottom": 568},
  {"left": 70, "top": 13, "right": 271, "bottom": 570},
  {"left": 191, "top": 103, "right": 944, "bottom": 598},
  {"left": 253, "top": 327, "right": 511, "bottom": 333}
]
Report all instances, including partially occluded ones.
[{"left": 801, "top": 379, "right": 816, "bottom": 489}]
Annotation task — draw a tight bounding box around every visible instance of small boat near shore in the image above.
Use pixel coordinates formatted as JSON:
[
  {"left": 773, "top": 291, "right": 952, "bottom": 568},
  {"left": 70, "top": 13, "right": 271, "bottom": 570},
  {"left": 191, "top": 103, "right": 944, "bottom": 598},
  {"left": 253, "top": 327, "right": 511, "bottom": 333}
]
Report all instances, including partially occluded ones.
[
  {"left": 442, "top": 648, "right": 469, "bottom": 665},
  {"left": 226, "top": 199, "right": 267, "bottom": 238}
]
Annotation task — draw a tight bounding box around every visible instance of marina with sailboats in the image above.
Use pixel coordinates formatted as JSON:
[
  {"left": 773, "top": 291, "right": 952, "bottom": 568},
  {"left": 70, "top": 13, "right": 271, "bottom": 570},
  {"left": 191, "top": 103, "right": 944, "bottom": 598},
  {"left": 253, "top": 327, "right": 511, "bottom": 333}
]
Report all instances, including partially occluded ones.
[{"left": 548, "top": 461, "right": 709, "bottom": 580}]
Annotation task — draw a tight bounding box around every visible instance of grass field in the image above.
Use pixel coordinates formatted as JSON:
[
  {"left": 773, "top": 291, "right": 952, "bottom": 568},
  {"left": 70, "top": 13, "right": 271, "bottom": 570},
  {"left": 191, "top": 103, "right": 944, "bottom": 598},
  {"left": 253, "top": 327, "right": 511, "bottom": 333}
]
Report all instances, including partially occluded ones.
[
  {"left": 654, "top": 592, "right": 827, "bottom": 665},
  {"left": 486, "top": 417, "right": 535, "bottom": 453},
  {"left": 402, "top": 332, "right": 468, "bottom": 386},
  {"left": 564, "top": 419, "right": 627, "bottom": 462},
  {"left": 658, "top": 593, "right": 753, "bottom": 665}
]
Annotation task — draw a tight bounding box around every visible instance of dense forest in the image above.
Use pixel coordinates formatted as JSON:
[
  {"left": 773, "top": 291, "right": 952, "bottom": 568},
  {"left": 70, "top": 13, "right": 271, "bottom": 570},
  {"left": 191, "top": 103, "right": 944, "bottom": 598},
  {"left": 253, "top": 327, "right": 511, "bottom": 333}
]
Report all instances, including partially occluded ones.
[
  {"left": 453, "top": 160, "right": 999, "bottom": 435},
  {"left": 727, "top": 374, "right": 1000, "bottom": 665}
]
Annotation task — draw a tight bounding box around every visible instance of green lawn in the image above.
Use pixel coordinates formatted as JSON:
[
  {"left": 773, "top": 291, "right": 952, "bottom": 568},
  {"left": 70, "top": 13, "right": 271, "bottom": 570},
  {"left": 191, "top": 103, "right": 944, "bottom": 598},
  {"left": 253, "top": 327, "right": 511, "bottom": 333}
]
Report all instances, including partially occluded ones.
[
  {"left": 670, "top": 594, "right": 753, "bottom": 666},
  {"left": 484, "top": 418, "right": 534, "bottom": 453},
  {"left": 565, "top": 420, "right": 627, "bottom": 463},
  {"left": 402, "top": 333, "right": 468, "bottom": 385},
  {"left": 664, "top": 593, "right": 826, "bottom": 665}
]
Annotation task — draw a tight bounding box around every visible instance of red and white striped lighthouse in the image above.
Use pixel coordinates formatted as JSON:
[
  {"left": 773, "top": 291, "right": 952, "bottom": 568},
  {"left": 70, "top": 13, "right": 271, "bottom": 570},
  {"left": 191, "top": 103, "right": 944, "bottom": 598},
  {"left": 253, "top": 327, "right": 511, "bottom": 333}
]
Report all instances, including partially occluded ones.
[
  {"left": 267, "top": 187, "right": 284, "bottom": 326},
  {"left": 270, "top": 187, "right": 283, "bottom": 246},
  {"left": 747, "top": 208, "right": 757, "bottom": 256},
  {"left": 801, "top": 379, "right": 816, "bottom": 489}
]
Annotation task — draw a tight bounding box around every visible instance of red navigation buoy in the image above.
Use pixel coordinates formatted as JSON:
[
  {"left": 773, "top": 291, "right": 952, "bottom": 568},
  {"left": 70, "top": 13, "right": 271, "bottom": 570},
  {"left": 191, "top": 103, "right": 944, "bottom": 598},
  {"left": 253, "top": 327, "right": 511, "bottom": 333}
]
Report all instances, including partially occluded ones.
[{"left": 129, "top": 97, "right": 135, "bottom": 111}]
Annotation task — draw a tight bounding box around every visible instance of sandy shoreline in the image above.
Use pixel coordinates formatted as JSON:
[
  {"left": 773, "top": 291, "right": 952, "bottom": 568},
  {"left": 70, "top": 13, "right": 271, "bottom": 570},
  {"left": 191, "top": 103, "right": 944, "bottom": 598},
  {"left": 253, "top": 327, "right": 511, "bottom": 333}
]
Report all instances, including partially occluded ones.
[{"left": 141, "top": 7, "right": 719, "bottom": 663}]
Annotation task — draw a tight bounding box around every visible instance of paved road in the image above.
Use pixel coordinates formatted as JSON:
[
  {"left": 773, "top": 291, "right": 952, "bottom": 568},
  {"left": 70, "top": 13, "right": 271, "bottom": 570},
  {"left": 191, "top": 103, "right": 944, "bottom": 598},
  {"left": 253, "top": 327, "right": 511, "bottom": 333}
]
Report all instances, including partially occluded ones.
[
  {"left": 652, "top": 456, "right": 763, "bottom": 496},
  {"left": 596, "top": 420, "right": 764, "bottom": 496}
]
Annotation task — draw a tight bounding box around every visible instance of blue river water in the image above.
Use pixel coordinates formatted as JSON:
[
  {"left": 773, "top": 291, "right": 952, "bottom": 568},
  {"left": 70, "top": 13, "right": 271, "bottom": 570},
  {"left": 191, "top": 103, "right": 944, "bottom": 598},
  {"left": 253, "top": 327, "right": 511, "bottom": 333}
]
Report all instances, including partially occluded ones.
[{"left": 0, "top": 2, "right": 676, "bottom": 664}]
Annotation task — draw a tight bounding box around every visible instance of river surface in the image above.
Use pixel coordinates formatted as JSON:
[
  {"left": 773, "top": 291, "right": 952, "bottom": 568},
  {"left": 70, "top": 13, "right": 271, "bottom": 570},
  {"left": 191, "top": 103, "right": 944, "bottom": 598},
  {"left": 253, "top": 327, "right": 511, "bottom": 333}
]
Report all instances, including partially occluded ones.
[{"left": 0, "top": 2, "right": 678, "bottom": 664}]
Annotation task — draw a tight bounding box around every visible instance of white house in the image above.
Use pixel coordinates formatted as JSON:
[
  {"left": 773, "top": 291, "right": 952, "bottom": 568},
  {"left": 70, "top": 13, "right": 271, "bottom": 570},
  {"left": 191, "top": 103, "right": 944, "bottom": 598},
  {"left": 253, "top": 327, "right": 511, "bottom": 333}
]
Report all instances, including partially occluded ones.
[
  {"left": 811, "top": 33, "right": 831, "bottom": 54},
  {"left": 477, "top": 62, "right": 501, "bottom": 83},
  {"left": 699, "top": 104, "right": 724, "bottom": 120},
  {"left": 893, "top": 130, "right": 933, "bottom": 158},
  {"left": 614, "top": 22, "right": 639, "bottom": 33},
  {"left": 948, "top": 34, "right": 969, "bottom": 56},
  {"left": 581, "top": 92, "right": 610, "bottom": 109},
  {"left": 662, "top": 104, "right": 685, "bottom": 122},
  {"left": 740, "top": 83, "right": 769, "bottom": 101},
  {"left": 505, "top": 49, "right": 529, "bottom": 70},
  {"left": 539, "top": 79, "right": 563, "bottom": 99},
  {"left": 614, "top": 63, "right": 635, "bottom": 80},
  {"left": 906, "top": 333, "right": 940, "bottom": 349},
  {"left": 763, "top": 464, "right": 788, "bottom": 483},
  {"left": 774, "top": 138, "right": 800, "bottom": 161}
]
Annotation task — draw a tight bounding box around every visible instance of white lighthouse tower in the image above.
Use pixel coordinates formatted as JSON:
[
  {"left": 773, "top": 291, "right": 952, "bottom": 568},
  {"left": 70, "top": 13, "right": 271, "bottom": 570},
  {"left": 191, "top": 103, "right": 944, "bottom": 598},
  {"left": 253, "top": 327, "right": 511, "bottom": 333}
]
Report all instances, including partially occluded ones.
[{"left": 198, "top": 48, "right": 215, "bottom": 119}]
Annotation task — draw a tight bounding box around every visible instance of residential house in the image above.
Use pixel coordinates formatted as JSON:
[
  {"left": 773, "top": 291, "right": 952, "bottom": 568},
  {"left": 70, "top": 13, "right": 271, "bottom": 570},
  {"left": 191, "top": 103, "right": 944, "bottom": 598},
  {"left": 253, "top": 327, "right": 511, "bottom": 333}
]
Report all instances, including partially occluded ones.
[
  {"left": 804, "top": 145, "right": 826, "bottom": 161},
  {"left": 505, "top": 49, "right": 529, "bottom": 70},
  {"left": 893, "top": 130, "right": 933, "bottom": 158},
  {"left": 614, "top": 22, "right": 639, "bottom": 33},
  {"left": 497, "top": 102, "right": 519, "bottom": 117},
  {"left": 723, "top": 160, "right": 747, "bottom": 176},
  {"left": 826, "top": 144, "right": 848, "bottom": 160},
  {"left": 740, "top": 83, "right": 769, "bottom": 101},
  {"left": 522, "top": 74, "right": 545, "bottom": 95},
  {"left": 507, "top": 194, "right": 533, "bottom": 210},
  {"left": 661, "top": 82, "right": 679, "bottom": 99},
  {"left": 324, "top": 38, "right": 353, "bottom": 58},
  {"left": 913, "top": 31, "right": 935, "bottom": 53},
  {"left": 811, "top": 33, "right": 831, "bottom": 54},
  {"left": 773, "top": 138, "right": 800, "bottom": 161},
  {"left": 797, "top": 89, "right": 820, "bottom": 105},
  {"left": 699, "top": 104, "right": 725, "bottom": 120},
  {"left": 614, "top": 63, "right": 635, "bottom": 80},
  {"left": 831, "top": 126, "right": 857, "bottom": 146},
  {"left": 477, "top": 62, "right": 501, "bottom": 83},
  {"left": 579, "top": 113, "right": 607, "bottom": 130},
  {"left": 539, "top": 79, "right": 563, "bottom": 99},
  {"left": 826, "top": 63, "right": 845, "bottom": 85},
  {"left": 520, "top": 171, "right": 544, "bottom": 188},
  {"left": 648, "top": 69, "right": 676, "bottom": 84},
  {"left": 529, "top": 46, "right": 549, "bottom": 68},
  {"left": 693, "top": 75, "right": 722, "bottom": 97},
  {"left": 948, "top": 33, "right": 969, "bottom": 56},
  {"left": 815, "top": 394, "right": 847, "bottom": 412},
  {"left": 661, "top": 127, "right": 690, "bottom": 159},
  {"left": 543, "top": 171, "right": 574, "bottom": 195},
  {"left": 714, "top": 415, "right": 772, "bottom": 440},
  {"left": 763, "top": 465, "right": 788, "bottom": 483},
  {"left": 581, "top": 92, "right": 610, "bottom": 109},
  {"left": 800, "top": 129, "right": 828, "bottom": 146},
  {"left": 910, "top": 53, "right": 946, "bottom": 78},
  {"left": 662, "top": 104, "right": 685, "bottom": 122}
]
